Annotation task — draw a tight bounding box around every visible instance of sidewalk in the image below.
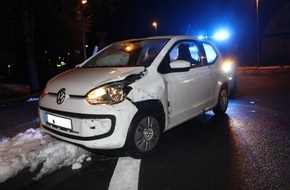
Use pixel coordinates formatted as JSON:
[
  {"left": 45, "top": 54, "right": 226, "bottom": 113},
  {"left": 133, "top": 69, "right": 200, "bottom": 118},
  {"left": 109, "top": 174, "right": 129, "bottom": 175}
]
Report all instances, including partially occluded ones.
[
  {"left": 239, "top": 65, "right": 290, "bottom": 70},
  {"left": 238, "top": 65, "right": 290, "bottom": 74}
]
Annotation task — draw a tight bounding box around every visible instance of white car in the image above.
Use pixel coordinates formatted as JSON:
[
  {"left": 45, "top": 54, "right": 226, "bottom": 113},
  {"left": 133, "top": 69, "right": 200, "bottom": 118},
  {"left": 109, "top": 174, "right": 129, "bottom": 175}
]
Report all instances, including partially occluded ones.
[{"left": 39, "top": 36, "right": 231, "bottom": 158}]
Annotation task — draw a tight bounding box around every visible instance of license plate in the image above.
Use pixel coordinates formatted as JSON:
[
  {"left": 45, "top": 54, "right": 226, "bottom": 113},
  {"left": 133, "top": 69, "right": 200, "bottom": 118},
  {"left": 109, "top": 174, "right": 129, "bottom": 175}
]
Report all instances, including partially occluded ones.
[{"left": 46, "top": 113, "right": 72, "bottom": 130}]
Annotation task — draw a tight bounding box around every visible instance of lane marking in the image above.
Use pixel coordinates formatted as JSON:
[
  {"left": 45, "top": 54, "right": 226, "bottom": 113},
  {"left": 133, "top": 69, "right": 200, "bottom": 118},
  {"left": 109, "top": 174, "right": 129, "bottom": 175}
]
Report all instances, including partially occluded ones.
[{"left": 109, "top": 157, "right": 141, "bottom": 190}]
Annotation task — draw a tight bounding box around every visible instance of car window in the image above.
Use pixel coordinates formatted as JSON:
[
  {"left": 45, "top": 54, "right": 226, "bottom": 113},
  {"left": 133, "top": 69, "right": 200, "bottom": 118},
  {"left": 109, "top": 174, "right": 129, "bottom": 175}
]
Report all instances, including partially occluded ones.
[
  {"left": 169, "top": 42, "right": 201, "bottom": 66},
  {"left": 158, "top": 41, "right": 202, "bottom": 74},
  {"left": 203, "top": 43, "right": 218, "bottom": 64},
  {"left": 81, "top": 39, "right": 168, "bottom": 68}
]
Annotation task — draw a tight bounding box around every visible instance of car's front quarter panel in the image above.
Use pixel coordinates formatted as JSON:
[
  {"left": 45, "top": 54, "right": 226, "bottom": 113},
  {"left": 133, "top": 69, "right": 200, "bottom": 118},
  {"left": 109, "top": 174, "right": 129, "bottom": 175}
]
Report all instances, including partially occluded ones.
[
  {"left": 128, "top": 68, "right": 166, "bottom": 101},
  {"left": 126, "top": 68, "right": 168, "bottom": 124}
]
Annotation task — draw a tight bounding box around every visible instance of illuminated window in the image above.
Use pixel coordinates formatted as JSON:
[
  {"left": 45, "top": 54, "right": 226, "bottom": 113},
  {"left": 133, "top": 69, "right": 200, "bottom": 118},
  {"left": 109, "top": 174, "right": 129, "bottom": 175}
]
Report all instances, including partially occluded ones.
[
  {"left": 169, "top": 41, "right": 201, "bottom": 64},
  {"left": 203, "top": 43, "right": 217, "bottom": 64}
]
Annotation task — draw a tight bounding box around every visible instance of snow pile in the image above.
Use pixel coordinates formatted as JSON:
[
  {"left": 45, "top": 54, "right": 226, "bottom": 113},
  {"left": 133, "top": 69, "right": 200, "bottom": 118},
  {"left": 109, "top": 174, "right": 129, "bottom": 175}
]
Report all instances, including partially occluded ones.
[{"left": 0, "top": 128, "right": 91, "bottom": 183}]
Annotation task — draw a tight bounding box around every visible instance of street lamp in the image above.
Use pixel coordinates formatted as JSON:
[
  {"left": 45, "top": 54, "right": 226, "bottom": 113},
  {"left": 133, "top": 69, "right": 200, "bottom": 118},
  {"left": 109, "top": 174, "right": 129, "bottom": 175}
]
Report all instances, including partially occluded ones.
[
  {"left": 7, "top": 64, "right": 11, "bottom": 78},
  {"left": 152, "top": 22, "right": 157, "bottom": 36},
  {"left": 256, "top": 0, "right": 260, "bottom": 67},
  {"left": 81, "top": 0, "right": 87, "bottom": 61}
]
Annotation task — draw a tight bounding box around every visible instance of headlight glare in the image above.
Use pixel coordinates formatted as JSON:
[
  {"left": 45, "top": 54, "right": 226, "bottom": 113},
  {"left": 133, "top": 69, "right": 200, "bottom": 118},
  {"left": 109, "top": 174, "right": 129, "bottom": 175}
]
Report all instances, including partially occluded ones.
[{"left": 221, "top": 61, "right": 233, "bottom": 73}]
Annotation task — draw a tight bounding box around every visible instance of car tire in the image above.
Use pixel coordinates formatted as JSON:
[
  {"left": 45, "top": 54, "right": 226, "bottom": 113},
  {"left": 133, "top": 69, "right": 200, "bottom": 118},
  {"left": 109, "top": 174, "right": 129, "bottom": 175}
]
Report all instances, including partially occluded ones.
[
  {"left": 213, "top": 88, "right": 228, "bottom": 115},
  {"left": 124, "top": 110, "right": 162, "bottom": 159}
]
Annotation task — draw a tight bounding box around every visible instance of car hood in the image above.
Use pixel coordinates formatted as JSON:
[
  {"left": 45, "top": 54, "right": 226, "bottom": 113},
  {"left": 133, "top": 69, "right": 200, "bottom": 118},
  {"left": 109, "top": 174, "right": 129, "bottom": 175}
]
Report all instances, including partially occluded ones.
[{"left": 46, "top": 67, "right": 145, "bottom": 95}]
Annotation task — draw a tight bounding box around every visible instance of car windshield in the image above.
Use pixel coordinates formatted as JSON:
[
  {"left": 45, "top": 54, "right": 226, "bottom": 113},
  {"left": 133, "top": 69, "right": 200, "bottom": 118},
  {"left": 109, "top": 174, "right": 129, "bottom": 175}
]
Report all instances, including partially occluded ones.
[{"left": 81, "top": 39, "right": 168, "bottom": 68}]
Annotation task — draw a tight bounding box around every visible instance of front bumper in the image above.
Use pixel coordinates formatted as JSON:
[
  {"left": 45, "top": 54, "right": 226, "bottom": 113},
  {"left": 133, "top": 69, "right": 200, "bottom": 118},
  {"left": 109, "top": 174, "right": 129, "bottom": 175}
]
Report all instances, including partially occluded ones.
[{"left": 38, "top": 96, "right": 138, "bottom": 149}]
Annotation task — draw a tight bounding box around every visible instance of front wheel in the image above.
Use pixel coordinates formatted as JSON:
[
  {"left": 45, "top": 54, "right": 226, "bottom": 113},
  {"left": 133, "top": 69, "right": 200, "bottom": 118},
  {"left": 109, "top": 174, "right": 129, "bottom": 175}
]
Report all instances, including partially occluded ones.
[
  {"left": 212, "top": 88, "right": 228, "bottom": 115},
  {"left": 124, "top": 111, "right": 162, "bottom": 159}
]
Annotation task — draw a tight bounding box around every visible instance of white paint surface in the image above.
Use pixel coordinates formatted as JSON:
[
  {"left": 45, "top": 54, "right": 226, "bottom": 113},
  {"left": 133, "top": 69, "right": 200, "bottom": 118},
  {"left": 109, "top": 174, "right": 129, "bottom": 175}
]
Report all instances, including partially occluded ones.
[{"left": 109, "top": 157, "right": 141, "bottom": 190}]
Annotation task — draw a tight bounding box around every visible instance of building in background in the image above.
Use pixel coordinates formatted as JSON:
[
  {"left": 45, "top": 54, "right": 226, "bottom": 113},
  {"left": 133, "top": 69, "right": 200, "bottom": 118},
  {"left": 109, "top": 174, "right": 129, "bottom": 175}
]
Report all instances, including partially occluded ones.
[{"left": 262, "top": 1, "right": 290, "bottom": 66}]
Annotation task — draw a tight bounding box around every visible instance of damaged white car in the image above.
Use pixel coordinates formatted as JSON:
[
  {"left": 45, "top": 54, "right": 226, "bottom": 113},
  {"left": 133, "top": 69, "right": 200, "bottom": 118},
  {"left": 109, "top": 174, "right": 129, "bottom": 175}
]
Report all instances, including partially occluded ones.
[{"left": 39, "top": 35, "right": 231, "bottom": 158}]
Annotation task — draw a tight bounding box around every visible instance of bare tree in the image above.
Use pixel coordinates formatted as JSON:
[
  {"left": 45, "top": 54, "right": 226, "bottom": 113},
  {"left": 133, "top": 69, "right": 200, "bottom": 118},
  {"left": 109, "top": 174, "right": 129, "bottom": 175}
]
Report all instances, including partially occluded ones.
[
  {"left": 88, "top": 0, "right": 125, "bottom": 49},
  {"left": 19, "top": 0, "right": 40, "bottom": 91},
  {"left": 0, "top": 0, "right": 126, "bottom": 91},
  {"left": 0, "top": 0, "right": 40, "bottom": 91}
]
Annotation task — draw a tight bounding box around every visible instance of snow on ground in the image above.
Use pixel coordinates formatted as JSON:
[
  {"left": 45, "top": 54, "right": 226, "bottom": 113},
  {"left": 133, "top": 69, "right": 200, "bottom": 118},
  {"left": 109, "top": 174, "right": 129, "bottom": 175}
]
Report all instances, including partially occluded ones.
[
  {"left": 0, "top": 128, "right": 91, "bottom": 183},
  {"left": 0, "top": 97, "right": 141, "bottom": 188}
]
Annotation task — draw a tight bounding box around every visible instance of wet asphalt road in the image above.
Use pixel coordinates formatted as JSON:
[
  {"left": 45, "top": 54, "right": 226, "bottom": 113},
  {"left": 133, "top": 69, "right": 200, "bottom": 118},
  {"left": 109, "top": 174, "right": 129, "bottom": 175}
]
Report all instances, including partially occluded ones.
[{"left": 0, "top": 69, "right": 289, "bottom": 190}]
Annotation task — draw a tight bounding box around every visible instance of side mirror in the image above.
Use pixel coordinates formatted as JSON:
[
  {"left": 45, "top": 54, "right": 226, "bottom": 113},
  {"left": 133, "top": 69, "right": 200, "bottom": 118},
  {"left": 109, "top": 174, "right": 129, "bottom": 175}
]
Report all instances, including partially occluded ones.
[{"left": 170, "top": 60, "right": 191, "bottom": 69}]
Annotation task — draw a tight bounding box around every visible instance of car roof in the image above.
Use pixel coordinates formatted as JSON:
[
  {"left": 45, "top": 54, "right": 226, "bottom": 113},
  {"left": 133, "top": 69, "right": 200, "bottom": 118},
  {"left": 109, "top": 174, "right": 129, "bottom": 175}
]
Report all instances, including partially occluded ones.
[
  {"left": 116, "top": 35, "right": 213, "bottom": 44},
  {"left": 143, "top": 35, "right": 197, "bottom": 40}
]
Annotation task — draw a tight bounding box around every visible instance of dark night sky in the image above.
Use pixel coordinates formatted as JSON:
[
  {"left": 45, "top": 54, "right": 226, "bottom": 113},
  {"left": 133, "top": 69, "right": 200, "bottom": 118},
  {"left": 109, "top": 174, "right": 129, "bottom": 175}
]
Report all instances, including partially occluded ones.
[
  {"left": 95, "top": 0, "right": 288, "bottom": 64},
  {"left": 106, "top": 0, "right": 288, "bottom": 42},
  {"left": 1, "top": 0, "right": 288, "bottom": 85}
]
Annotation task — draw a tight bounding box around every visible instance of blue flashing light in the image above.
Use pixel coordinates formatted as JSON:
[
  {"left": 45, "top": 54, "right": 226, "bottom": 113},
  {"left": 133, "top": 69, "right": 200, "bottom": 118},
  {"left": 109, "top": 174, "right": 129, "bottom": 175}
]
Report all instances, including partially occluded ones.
[
  {"left": 198, "top": 35, "right": 205, "bottom": 40},
  {"left": 213, "top": 30, "right": 230, "bottom": 41}
]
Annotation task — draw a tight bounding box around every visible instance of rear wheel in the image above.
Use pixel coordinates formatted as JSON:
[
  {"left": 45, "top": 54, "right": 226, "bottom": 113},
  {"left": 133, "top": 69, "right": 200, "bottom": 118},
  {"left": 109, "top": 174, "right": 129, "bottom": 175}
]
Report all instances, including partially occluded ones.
[
  {"left": 124, "top": 111, "right": 161, "bottom": 158},
  {"left": 213, "top": 88, "right": 228, "bottom": 115}
]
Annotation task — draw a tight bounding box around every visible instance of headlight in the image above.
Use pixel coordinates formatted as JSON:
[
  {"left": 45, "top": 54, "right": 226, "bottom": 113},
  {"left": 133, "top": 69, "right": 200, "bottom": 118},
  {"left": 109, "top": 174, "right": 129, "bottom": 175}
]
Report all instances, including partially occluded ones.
[
  {"left": 86, "top": 82, "right": 129, "bottom": 105},
  {"left": 221, "top": 60, "right": 233, "bottom": 73}
]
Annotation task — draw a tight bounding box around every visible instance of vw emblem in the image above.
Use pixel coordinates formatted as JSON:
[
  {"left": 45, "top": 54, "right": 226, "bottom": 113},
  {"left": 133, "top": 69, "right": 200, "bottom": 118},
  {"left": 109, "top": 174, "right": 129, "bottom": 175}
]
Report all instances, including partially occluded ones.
[{"left": 56, "top": 88, "right": 66, "bottom": 105}]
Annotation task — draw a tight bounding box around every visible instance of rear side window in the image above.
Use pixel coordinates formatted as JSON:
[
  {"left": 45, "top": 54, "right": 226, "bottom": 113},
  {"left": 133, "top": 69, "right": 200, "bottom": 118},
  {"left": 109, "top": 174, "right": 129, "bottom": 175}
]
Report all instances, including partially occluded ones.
[{"left": 203, "top": 43, "right": 217, "bottom": 64}]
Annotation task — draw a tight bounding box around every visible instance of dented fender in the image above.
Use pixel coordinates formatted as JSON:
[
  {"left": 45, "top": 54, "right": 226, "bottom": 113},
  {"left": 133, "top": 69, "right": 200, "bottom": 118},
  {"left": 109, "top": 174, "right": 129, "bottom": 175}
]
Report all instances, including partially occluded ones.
[
  {"left": 126, "top": 70, "right": 169, "bottom": 127},
  {"left": 127, "top": 72, "right": 166, "bottom": 103}
]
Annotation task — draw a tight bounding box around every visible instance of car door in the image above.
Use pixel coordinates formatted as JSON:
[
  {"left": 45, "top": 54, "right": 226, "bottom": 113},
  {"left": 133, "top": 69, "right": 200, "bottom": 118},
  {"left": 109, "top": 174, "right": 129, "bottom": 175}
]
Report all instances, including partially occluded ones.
[{"left": 159, "top": 41, "right": 212, "bottom": 127}]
